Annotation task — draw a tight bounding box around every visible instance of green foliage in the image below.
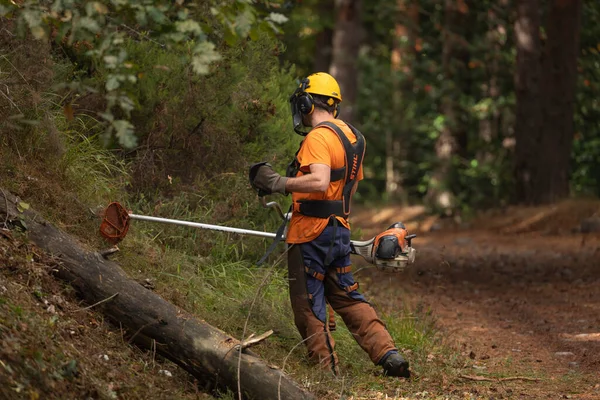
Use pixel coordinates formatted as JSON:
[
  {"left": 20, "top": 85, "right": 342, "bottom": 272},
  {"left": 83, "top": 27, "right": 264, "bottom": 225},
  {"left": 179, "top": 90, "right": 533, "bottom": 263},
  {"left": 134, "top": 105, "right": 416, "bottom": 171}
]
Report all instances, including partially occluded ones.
[
  {"left": 89, "top": 33, "right": 300, "bottom": 201},
  {"left": 278, "top": 0, "right": 333, "bottom": 77},
  {"left": 2, "top": 0, "right": 287, "bottom": 148},
  {"left": 357, "top": 0, "right": 517, "bottom": 210}
]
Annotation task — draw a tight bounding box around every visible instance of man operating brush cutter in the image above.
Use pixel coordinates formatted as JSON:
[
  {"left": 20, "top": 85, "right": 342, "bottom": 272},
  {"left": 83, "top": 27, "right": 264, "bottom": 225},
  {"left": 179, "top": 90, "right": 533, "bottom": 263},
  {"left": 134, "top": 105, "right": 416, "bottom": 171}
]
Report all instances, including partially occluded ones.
[
  {"left": 99, "top": 75, "right": 415, "bottom": 376},
  {"left": 249, "top": 72, "right": 411, "bottom": 378}
]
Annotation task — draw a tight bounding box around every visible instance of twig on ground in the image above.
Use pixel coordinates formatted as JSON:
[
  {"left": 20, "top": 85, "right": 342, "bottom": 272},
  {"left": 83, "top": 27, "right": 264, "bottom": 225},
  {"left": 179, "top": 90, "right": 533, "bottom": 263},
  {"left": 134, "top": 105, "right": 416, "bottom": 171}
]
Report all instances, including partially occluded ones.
[
  {"left": 236, "top": 330, "right": 274, "bottom": 351},
  {"left": 152, "top": 338, "right": 156, "bottom": 368},
  {"left": 497, "top": 376, "right": 541, "bottom": 382},
  {"left": 1, "top": 54, "right": 32, "bottom": 88},
  {"left": 459, "top": 374, "right": 541, "bottom": 383},
  {"left": 99, "top": 246, "right": 120, "bottom": 259},
  {"left": 127, "top": 321, "right": 154, "bottom": 344},
  {"left": 71, "top": 292, "right": 119, "bottom": 313},
  {"left": 338, "top": 375, "right": 346, "bottom": 399},
  {"left": 0, "top": 86, "right": 22, "bottom": 113},
  {"left": 1, "top": 28, "right": 15, "bottom": 37}
]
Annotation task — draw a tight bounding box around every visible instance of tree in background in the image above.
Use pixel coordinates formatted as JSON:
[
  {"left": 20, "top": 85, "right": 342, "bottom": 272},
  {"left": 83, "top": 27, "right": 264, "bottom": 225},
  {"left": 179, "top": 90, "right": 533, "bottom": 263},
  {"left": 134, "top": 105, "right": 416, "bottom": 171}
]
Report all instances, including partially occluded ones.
[
  {"left": 537, "top": 0, "right": 582, "bottom": 203},
  {"left": 425, "top": 0, "right": 469, "bottom": 213},
  {"left": 514, "top": 0, "right": 583, "bottom": 204},
  {"left": 386, "top": 0, "right": 419, "bottom": 202}
]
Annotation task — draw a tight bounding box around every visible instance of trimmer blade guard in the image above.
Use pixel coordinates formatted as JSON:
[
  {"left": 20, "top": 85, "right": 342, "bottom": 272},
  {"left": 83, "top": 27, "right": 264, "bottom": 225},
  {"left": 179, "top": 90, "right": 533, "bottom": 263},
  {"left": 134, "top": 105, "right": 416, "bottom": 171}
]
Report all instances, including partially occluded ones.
[
  {"left": 375, "top": 247, "right": 416, "bottom": 272},
  {"left": 99, "top": 202, "right": 131, "bottom": 244}
]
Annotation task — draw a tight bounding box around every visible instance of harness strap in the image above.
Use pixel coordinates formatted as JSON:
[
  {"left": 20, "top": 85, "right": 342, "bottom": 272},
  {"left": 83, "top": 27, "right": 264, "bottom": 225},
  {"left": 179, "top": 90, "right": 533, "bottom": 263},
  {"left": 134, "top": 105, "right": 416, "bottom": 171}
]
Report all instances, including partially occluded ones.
[
  {"left": 324, "top": 217, "right": 338, "bottom": 265},
  {"left": 344, "top": 282, "right": 359, "bottom": 293},
  {"left": 255, "top": 205, "right": 291, "bottom": 266},
  {"left": 330, "top": 167, "right": 345, "bottom": 182},
  {"left": 336, "top": 266, "right": 352, "bottom": 274},
  {"left": 296, "top": 200, "right": 346, "bottom": 219},
  {"left": 293, "top": 121, "right": 365, "bottom": 219},
  {"left": 304, "top": 266, "right": 325, "bottom": 281}
]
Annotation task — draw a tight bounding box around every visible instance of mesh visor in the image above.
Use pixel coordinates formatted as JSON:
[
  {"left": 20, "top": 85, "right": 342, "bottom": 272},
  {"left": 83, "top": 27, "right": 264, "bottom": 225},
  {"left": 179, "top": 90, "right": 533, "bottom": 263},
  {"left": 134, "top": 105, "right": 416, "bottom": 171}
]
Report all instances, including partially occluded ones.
[{"left": 289, "top": 89, "right": 304, "bottom": 134}]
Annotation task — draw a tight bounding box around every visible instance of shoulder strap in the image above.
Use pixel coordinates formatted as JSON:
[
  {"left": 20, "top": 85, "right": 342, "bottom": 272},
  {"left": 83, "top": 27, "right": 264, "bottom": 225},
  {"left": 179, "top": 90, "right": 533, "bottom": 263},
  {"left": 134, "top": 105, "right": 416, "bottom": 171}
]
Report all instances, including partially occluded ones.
[
  {"left": 317, "top": 121, "right": 365, "bottom": 216},
  {"left": 286, "top": 129, "right": 346, "bottom": 182}
]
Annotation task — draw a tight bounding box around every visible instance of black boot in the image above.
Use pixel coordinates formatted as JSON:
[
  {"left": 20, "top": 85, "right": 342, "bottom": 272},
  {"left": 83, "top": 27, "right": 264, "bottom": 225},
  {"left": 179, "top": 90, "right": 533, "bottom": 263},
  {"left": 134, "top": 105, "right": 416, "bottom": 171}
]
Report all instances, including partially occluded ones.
[{"left": 381, "top": 352, "right": 410, "bottom": 378}]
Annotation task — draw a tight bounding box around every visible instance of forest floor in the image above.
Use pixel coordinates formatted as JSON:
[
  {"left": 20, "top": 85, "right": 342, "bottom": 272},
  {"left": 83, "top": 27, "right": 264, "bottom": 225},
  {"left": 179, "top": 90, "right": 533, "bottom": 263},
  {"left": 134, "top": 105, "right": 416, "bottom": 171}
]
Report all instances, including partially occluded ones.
[
  {"left": 2, "top": 189, "right": 599, "bottom": 399},
  {"left": 353, "top": 199, "right": 600, "bottom": 399}
]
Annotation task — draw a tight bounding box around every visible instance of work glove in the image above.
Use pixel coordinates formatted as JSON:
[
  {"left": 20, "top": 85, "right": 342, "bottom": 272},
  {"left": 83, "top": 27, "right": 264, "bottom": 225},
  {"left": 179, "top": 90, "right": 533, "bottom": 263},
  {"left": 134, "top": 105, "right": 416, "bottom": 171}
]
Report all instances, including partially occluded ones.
[{"left": 248, "top": 162, "right": 288, "bottom": 196}]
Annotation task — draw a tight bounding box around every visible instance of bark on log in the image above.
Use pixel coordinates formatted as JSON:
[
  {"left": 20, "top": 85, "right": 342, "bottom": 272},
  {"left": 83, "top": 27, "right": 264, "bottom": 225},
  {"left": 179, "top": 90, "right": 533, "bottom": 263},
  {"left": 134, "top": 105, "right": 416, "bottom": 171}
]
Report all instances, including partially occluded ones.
[{"left": 0, "top": 189, "right": 314, "bottom": 400}]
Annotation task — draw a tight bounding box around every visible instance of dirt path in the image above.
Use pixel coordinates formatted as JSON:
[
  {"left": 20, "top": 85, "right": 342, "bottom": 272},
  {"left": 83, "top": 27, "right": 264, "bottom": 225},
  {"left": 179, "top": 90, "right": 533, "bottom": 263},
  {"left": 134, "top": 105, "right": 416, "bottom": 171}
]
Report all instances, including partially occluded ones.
[{"left": 354, "top": 202, "right": 600, "bottom": 398}]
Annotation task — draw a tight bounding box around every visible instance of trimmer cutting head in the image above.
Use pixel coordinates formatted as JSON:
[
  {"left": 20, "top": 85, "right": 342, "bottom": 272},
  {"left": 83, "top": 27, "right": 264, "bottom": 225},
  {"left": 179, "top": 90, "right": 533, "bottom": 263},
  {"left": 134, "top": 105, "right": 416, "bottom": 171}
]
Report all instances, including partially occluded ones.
[{"left": 99, "top": 202, "right": 130, "bottom": 245}]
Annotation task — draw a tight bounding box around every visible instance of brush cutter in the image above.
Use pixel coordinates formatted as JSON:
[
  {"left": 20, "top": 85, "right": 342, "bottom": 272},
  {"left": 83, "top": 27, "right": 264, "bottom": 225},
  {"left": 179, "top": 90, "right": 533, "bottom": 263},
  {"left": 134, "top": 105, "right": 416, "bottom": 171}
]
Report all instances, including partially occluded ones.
[{"left": 99, "top": 199, "right": 416, "bottom": 271}]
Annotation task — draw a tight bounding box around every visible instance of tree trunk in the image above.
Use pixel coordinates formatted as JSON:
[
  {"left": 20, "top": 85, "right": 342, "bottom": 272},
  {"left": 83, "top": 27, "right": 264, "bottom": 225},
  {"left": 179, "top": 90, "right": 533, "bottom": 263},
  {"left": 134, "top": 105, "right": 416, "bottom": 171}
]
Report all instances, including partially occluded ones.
[
  {"left": 426, "top": 0, "right": 468, "bottom": 213},
  {"left": 514, "top": 0, "right": 582, "bottom": 204},
  {"left": 514, "top": 0, "right": 543, "bottom": 203},
  {"left": 0, "top": 189, "right": 315, "bottom": 400},
  {"left": 477, "top": 7, "right": 503, "bottom": 165},
  {"left": 386, "top": 0, "right": 419, "bottom": 202},
  {"left": 330, "top": 0, "right": 363, "bottom": 124},
  {"left": 537, "top": 0, "right": 582, "bottom": 203}
]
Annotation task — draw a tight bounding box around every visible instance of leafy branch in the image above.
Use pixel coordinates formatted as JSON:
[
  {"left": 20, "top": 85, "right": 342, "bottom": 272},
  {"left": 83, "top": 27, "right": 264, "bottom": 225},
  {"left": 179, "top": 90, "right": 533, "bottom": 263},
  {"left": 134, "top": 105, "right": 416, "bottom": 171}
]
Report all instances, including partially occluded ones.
[{"left": 1, "top": 0, "right": 287, "bottom": 148}]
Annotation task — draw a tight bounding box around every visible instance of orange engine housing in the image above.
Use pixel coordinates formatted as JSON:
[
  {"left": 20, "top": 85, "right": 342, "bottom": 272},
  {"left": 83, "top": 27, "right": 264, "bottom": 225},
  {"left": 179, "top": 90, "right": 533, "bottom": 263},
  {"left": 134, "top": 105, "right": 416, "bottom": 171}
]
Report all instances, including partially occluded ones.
[{"left": 373, "top": 223, "right": 408, "bottom": 260}]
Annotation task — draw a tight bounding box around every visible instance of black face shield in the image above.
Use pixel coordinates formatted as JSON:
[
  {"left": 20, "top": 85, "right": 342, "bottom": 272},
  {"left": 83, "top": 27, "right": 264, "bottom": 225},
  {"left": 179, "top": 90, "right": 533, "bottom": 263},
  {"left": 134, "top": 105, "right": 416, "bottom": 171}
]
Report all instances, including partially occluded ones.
[{"left": 289, "top": 91, "right": 304, "bottom": 135}]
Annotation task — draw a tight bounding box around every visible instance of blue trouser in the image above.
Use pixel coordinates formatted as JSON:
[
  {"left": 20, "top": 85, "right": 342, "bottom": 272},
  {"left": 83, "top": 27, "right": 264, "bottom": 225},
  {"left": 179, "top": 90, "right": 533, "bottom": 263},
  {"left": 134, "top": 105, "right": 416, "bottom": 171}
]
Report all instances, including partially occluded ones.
[{"left": 287, "top": 225, "right": 397, "bottom": 374}]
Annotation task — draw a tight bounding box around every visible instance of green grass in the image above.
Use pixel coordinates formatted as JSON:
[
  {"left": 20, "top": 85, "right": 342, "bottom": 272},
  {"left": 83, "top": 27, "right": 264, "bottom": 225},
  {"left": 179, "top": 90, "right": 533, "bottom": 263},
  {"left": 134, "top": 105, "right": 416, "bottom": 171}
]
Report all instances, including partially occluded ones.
[{"left": 111, "top": 219, "right": 451, "bottom": 398}]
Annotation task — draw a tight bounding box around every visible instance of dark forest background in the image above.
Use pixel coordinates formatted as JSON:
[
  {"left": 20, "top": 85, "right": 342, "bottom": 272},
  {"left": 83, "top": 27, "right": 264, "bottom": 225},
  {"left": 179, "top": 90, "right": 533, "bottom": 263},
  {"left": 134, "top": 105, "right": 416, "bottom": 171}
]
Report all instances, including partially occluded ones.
[{"left": 1, "top": 0, "right": 598, "bottom": 217}]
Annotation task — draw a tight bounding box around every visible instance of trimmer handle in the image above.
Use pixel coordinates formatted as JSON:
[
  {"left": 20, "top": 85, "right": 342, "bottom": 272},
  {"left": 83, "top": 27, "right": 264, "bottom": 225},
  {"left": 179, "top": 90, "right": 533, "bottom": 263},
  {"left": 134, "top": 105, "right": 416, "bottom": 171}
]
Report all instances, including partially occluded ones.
[
  {"left": 260, "top": 196, "right": 287, "bottom": 221},
  {"left": 406, "top": 234, "right": 417, "bottom": 247}
]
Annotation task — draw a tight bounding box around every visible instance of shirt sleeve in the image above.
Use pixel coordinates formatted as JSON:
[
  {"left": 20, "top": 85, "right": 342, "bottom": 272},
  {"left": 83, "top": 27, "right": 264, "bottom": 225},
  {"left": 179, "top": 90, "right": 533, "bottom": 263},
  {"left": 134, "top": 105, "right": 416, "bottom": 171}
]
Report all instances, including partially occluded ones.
[{"left": 297, "top": 129, "right": 331, "bottom": 172}]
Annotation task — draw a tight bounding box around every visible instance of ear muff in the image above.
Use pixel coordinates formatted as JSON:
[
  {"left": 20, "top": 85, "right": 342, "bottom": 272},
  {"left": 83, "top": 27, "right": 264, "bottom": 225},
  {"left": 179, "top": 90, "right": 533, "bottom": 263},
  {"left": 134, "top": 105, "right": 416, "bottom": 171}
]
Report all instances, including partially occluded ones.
[
  {"left": 326, "top": 96, "right": 340, "bottom": 118},
  {"left": 297, "top": 78, "right": 314, "bottom": 115},
  {"left": 297, "top": 93, "right": 314, "bottom": 115}
]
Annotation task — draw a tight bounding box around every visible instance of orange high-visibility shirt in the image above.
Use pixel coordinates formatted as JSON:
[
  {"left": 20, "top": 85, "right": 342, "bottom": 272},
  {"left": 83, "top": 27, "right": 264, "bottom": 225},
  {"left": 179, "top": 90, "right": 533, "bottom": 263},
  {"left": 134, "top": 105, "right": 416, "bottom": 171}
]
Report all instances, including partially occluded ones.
[{"left": 286, "top": 119, "right": 364, "bottom": 244}]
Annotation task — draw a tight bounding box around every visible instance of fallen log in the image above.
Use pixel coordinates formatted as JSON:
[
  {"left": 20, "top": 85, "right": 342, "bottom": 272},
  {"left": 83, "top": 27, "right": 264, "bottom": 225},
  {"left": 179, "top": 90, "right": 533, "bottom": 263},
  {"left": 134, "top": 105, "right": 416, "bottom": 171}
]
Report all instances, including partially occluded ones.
[{"left": 0, "top": 189, "right": 314, "bottom": 400}]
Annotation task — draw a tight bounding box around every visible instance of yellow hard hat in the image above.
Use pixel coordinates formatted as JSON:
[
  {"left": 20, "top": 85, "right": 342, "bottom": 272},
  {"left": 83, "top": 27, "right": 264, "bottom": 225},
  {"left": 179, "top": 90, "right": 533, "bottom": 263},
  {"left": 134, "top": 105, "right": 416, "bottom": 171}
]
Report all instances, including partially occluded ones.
[{"left": 303, "top": 72, "right": 342, "bottom": 102}]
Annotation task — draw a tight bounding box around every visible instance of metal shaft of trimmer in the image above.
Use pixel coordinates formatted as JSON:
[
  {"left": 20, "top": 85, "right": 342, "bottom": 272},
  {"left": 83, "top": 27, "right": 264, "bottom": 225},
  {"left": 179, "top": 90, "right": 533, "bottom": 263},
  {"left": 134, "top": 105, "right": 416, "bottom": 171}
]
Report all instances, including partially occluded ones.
[{"left": 128, "top": 214, "right": 278, "bottom": 239}]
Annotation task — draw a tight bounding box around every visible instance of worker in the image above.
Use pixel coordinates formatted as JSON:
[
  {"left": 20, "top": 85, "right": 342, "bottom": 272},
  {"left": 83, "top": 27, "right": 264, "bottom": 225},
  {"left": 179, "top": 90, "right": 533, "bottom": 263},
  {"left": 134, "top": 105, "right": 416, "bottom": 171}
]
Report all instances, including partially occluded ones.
[{"left": 249, "top": 72, "right": 410, "bottom": 377}]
